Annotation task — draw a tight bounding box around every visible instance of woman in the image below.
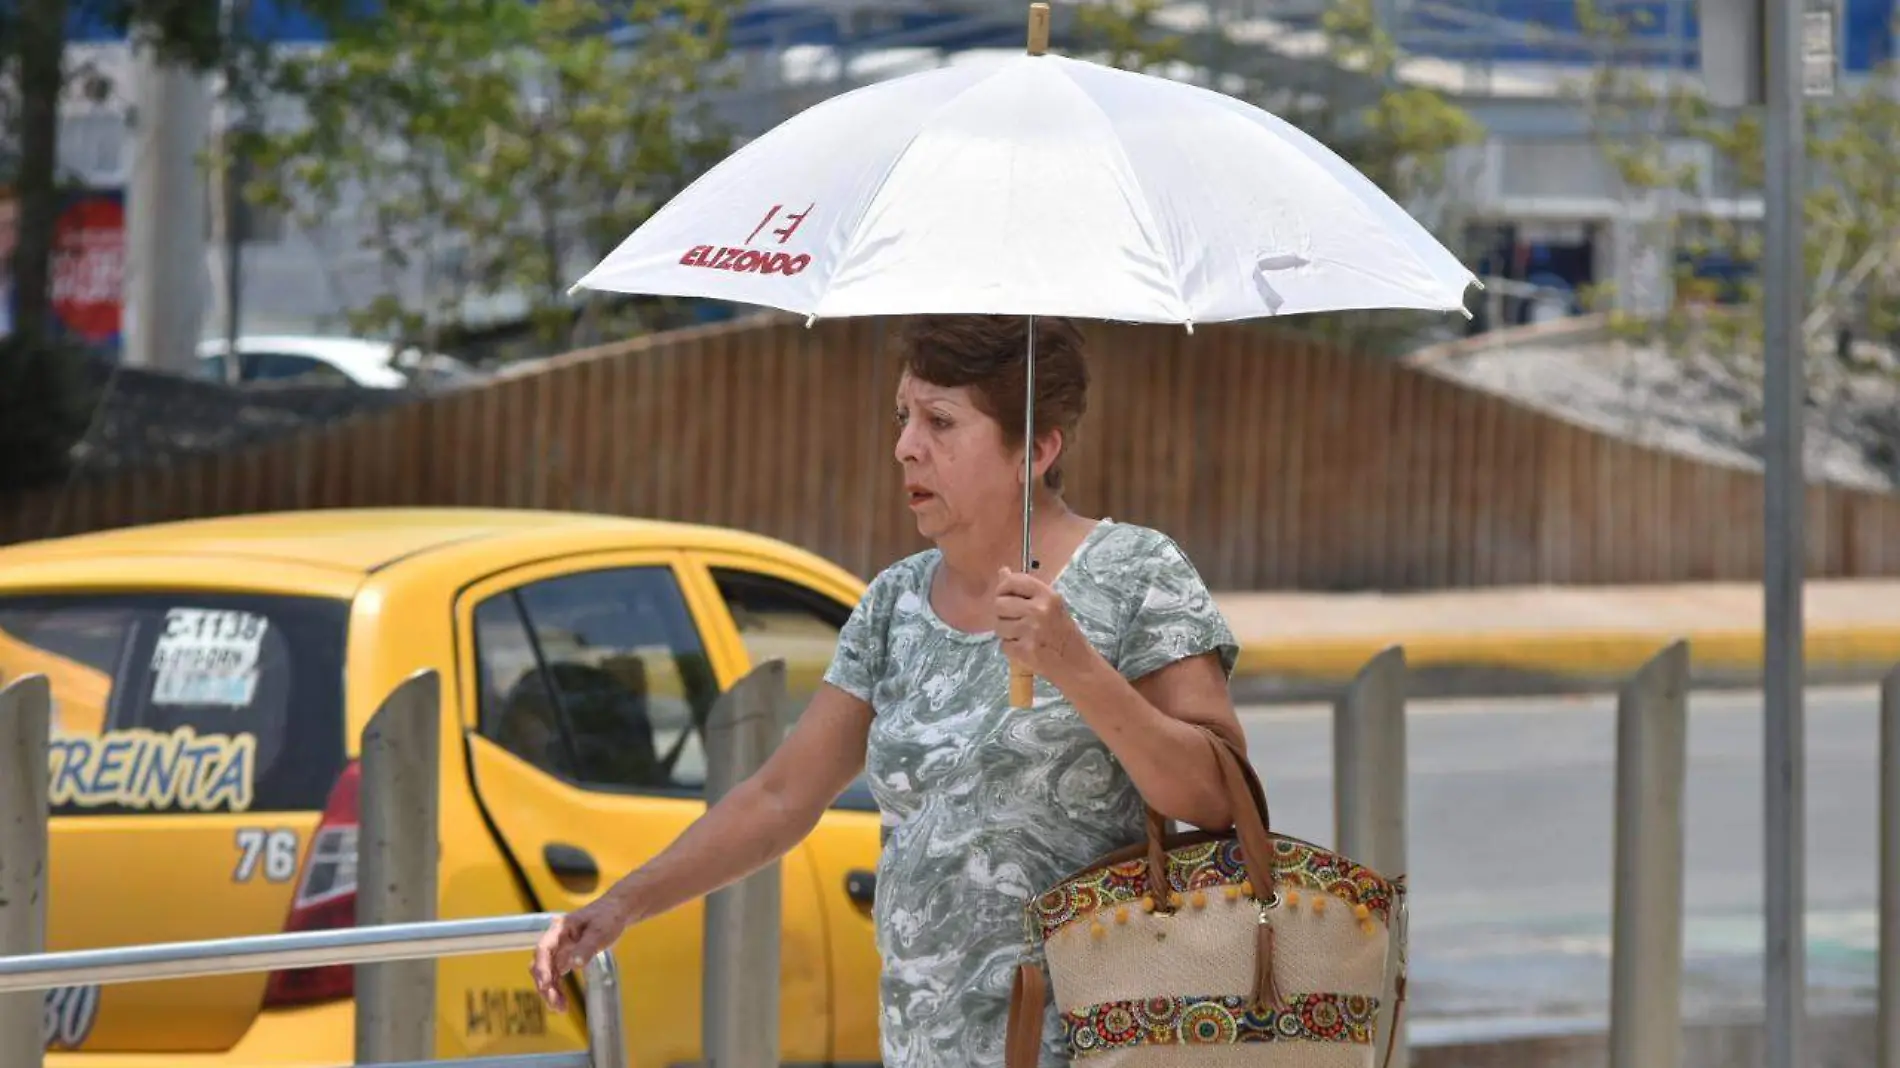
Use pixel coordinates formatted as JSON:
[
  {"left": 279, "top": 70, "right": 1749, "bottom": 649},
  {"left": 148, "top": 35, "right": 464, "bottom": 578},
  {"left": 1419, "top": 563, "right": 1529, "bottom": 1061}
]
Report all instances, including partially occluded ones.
[{"left": 529, "top": 314, "right": 1248, "bottom": 1067}]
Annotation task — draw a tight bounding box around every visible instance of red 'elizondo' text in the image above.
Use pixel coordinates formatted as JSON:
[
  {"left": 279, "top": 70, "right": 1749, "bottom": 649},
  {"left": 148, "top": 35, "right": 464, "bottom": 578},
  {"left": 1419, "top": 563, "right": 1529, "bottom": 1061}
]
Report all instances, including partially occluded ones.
[{"left": 680, "top": 245, "right": 812, "bottom": 276}]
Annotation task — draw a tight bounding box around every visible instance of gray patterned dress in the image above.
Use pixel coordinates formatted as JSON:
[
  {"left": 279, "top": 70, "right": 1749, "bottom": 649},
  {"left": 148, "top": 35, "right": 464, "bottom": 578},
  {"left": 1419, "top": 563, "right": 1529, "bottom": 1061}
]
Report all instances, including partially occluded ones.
[{"left": 822, "top": 519, "right": 1240, "bottom": 1068}]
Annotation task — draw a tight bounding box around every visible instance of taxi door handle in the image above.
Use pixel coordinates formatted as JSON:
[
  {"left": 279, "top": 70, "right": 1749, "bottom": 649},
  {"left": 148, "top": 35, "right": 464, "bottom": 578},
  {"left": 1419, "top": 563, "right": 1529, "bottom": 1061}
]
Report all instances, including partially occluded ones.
[{"left": 545, "top": 843, "right": 599, "bottom": 882}]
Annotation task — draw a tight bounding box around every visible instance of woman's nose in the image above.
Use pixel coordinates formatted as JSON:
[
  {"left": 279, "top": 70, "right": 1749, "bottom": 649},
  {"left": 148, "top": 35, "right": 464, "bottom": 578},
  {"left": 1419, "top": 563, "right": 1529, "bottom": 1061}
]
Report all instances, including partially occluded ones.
[{"left": 894, "top": 422, "right": 922, "bottom": 462}]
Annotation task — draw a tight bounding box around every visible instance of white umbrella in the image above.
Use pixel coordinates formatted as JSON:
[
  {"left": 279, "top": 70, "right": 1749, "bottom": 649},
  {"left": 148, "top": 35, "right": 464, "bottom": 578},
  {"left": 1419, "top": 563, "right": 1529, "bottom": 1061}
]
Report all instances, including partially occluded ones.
[
  {"left": 572, "top": 51, "right": 1474, "bottom": 321},
  {"left": 572, "top": 4, "right": 1478, "bottom": 703}
]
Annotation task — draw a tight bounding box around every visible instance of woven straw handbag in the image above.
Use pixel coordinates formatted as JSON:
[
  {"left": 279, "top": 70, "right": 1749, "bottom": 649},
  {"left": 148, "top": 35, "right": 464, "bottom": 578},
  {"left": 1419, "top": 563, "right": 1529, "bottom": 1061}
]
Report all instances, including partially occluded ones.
[{"left": 1005, "top": 725, "right": 1408, "bottom": 1068}]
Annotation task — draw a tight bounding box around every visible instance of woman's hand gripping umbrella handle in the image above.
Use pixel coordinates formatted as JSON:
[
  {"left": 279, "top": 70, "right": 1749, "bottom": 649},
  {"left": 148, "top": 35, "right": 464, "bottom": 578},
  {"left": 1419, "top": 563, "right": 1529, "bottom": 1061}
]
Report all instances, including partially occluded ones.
[{"left": 1003, "top": 565, "right": 1041, "bottom": 708}]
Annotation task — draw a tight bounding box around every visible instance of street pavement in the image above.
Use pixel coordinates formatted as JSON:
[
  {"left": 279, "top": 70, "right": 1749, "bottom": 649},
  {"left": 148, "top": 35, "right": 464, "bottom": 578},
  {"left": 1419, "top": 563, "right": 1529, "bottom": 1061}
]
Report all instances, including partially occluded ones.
[{"left": 1237, "top": 685, "right": 1886, "bottom": 1037}]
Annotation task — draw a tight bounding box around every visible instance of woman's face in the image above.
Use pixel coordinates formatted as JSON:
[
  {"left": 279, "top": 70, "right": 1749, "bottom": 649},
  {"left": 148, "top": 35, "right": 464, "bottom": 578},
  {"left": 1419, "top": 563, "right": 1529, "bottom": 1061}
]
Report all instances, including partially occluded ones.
[{"left": 893, "top": 372, "right": 1025, "bottom": 543}]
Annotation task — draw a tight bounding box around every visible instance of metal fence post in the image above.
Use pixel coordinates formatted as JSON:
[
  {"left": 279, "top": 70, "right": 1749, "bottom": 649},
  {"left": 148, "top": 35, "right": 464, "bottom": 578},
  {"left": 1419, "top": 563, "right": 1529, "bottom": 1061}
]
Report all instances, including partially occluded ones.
[
  {"left": 1608, "top": 640, "right": 1690, "bottom": 1068},
  {"left": 1880, "top": 664, "right": 1900, "bottom": 1068},
  {"left": 1332, "top": 646, "right": 1407, "bottom": 1068},
  {"left": 0, "top": 675, "right": 50, "bottom": 1068},
  {"left": 355, "top": 670, "right": 442, "bottom": 1064},
  {"left": 702, "top": 660, "right": 787, "bottom": 1068},
  {"left": 584, "top": 950, "right": 628, "bottom": 1068}
]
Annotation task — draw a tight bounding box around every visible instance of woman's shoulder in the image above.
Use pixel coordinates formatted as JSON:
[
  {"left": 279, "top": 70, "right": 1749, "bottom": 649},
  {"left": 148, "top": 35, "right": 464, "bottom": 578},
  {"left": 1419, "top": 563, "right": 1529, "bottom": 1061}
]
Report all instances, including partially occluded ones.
[
  {"left": 1081, "top": 520, "right": 1238, "bottom": 681},
  {"left": 863, "top": 547, "right": 938, "bottom": 597},
  {"left": 844, "top": 547, "right": 938, "bottom": 622},
  {"left": 1080, "top": 519, "right": 1200, "bottom": 578},
  {"left": 826, "top": 549, "right": 940, "bottom": 700}
]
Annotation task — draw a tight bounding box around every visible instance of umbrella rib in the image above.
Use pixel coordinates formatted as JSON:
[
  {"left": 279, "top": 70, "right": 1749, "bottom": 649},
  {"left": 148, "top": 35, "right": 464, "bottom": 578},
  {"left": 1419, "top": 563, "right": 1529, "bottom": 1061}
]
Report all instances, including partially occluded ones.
[
  {"left": 1066, "top": 72, "right": 1192, "bottom": 322},
  {"left": 1304, "top": 254, "right": 1476, "bottom": 315},
  {"left": 813, "top": 73, "right": 1012, "bottom": 317},
  {"left": 1196, "top": 90, "right": 1478, "bottom": 308},
  {"left": 1139, "top": 97, "right": 1472, "bottom": 316}
]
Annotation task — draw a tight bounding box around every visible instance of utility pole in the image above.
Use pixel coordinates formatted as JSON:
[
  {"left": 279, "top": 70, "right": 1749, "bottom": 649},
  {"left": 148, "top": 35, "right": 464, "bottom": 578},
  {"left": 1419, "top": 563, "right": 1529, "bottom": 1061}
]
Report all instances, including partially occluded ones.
[
  {"left": 123, "top": 28, "right": 210, "bottom": 372},
  {"left": 1761, "top": 0, "right": 1848, "bottom": 1062},
  {"left": 1698, "top": 0, "right": 1833, "bottom": 1063}
]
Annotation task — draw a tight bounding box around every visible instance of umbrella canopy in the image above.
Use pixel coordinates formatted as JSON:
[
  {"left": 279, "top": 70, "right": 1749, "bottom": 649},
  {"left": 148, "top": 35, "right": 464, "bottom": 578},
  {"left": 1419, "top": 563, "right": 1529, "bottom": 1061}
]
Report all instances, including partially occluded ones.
[{"left": 572, "top": 51, "right": 1478, "bottom": 324}]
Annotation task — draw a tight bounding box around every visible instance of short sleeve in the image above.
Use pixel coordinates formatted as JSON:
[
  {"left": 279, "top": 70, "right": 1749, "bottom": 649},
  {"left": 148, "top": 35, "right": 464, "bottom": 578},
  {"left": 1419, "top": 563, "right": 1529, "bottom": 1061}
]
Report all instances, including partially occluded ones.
[
  {"left": 822, "top": 570, "right": 892, "bottom": 703},
  {"left": 1115, "top": 536, "right": 1240, "bottom": 683}
]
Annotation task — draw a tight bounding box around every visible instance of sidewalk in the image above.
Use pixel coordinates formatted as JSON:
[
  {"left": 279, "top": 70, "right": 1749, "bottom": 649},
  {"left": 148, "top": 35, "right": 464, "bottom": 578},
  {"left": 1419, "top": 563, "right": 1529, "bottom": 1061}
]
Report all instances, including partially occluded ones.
[{"left": 1213, "top": 579, "right": 1900, "bottom": 702}]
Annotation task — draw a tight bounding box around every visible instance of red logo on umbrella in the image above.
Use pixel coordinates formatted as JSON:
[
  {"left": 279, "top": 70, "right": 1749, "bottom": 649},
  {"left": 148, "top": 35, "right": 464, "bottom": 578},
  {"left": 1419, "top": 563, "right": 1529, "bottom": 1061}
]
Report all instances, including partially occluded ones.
[{"left": 681, "top": 203, "right": 814, "bottom": 276}]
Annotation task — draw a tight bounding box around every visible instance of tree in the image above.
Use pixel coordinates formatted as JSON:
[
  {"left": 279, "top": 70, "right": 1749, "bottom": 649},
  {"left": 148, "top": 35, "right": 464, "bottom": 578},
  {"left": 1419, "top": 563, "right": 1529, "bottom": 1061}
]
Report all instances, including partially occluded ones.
[
  {"left": 239, "top": 0, "right": 736, "bottom": 356},
  {"left": 2, "top": 0, "right": 364, "bottom": 495},
  {"left": 4, "top": 0, "right": 359, "bottom": 346},
  {"left": 1071, "top": 0, "right": 1487, "bottom": 354},
  {"left": 9, "top": 0, "right": 80, "bottom": 350},
  {"left": 1569, "top": 1, "right": 1900, "bottom": 481}
]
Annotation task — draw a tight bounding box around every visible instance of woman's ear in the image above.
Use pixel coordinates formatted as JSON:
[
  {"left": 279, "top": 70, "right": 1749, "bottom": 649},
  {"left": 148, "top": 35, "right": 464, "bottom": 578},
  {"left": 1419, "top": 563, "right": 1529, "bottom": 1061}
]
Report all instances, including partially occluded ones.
[{"left": 1032, "top": 427, "right": 1065, "bottom": 484}]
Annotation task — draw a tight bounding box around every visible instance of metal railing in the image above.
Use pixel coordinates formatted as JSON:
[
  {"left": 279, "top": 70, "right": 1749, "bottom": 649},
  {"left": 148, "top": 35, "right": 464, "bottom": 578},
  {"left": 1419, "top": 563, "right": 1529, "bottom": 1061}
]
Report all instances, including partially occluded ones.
[
  {"left": 0, "top": 661, "right": 794, "bottom": 1068},
  {"left": 0, "top": 669, "right": 634, "bottom": 1068},
  {"left": 0, "top": 913, "right": 625, "bottom": 1068}
]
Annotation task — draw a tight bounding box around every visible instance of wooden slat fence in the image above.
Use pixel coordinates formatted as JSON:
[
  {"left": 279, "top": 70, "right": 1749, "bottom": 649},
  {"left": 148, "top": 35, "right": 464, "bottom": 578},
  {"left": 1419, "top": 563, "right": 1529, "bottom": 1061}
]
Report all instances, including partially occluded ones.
[{"left": 4, "top": 314, "right": 1899, "bottom": 591}]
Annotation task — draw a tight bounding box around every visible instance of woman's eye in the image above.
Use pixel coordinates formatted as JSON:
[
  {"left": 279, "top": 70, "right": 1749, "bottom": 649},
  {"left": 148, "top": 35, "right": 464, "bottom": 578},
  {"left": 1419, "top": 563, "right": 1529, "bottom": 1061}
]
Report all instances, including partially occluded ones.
[{"left": 930, "top": 414, "right": 952, "bottom": 429}]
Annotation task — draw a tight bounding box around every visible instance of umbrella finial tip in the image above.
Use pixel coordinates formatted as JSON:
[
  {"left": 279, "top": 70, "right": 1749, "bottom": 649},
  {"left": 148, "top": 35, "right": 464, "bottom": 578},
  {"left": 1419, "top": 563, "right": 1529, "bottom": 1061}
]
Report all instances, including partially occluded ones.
[{"left": 1027, "top": 2, "right": 1051, "bottom": 55}]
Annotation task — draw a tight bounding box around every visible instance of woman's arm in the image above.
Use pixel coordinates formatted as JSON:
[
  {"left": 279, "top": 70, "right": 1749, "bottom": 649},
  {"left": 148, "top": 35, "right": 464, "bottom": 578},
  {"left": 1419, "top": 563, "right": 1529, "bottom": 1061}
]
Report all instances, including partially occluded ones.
[
  {"left": 994, "top": 540, "right": 1248, "bottom": 831},
  {"left": 1049, "top": 646, "right": 1244, "bottom": 830},
  {"left": 609, "top": 683, "right": 873, "bottom": 922},
  {"left": 530, "top": 683, "right": 871, "bottom": 1006}
]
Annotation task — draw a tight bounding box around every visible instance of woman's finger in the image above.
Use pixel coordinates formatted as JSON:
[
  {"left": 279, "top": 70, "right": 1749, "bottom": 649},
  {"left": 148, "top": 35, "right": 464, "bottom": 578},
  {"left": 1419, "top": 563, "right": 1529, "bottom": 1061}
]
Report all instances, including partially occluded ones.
[
  {"left": 530, "top": 920, "right": 571, "bottom": 1011},
  {"left": 531, "top": 918, "right": 564, "bottom": 976},
  {"left": 995, "top": 570, "right": 1048, "bottom": 598},
  {"left": 563, "top": 924, "right": 621, "bottom": 981}
]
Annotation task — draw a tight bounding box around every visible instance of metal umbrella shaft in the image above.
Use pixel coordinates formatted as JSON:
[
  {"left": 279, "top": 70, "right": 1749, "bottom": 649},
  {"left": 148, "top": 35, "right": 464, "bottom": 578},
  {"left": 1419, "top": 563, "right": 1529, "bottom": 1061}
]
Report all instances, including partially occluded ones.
[
  {"left": 1011, "top": 315, "right": 1039, "bottom": 709},
  {"left": 1009, "top": 7, "right": 1052, "bottom": 712}
]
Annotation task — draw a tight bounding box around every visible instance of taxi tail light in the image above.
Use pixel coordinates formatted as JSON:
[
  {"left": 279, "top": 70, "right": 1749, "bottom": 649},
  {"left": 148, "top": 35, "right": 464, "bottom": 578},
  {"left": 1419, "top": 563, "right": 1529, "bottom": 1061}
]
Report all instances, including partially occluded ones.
[{"left": 263, "top": 760, "right": 361, "bottom": 1008}]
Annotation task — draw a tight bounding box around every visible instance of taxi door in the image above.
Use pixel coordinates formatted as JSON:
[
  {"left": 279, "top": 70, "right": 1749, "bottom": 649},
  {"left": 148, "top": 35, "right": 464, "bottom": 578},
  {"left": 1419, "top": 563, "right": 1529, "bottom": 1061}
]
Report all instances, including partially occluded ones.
[
  {"left": 677, "top": 550, "right": 887, "bottom": 1066},
  {"left": 452, "top": 549, "right": 833, "bottom": 1068}
]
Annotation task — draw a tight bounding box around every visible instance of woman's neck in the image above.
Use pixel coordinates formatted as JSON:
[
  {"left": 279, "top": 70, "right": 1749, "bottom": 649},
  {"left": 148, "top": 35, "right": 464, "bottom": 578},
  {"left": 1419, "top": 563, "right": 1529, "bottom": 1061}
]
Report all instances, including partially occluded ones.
[{"left": 936, "top": 495, "right": 1084, "bottom": 597}]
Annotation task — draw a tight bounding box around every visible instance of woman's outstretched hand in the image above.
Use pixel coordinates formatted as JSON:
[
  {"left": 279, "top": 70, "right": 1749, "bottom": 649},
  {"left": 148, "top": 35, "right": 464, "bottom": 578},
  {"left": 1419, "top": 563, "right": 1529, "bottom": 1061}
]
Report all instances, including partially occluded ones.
[
  {"left": 994, "top": 567, "right": 1091, "bottom": 685},
  {"left": 529, "top": 891, "right": 634, "bottom": 1012}
]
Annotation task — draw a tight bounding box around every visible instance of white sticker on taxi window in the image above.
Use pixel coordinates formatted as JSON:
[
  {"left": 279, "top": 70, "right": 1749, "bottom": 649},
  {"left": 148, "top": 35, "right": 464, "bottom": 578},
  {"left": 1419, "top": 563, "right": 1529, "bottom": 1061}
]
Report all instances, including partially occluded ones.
[{"left": 149, "top": 608, "right": 270, "bottom": 707}]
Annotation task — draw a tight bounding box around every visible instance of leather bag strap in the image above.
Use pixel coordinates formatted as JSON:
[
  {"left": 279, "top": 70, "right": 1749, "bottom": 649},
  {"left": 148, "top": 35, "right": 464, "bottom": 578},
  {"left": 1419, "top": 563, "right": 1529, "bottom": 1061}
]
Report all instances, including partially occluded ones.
[
  {"left": 1379, "top": 973, "right": 1408, "bottom": 1068},
  {"left": 1142, "top": 725, "right": 1277, "bottom": 904},
  {"left": 1006, "top": 962, "right": 1048, "bottom": 1068}
]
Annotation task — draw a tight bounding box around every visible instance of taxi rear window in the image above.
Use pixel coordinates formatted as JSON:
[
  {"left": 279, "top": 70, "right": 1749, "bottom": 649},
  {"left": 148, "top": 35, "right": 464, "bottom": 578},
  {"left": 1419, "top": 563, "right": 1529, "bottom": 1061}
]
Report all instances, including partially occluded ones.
[{"left": 0, "top": 592, "right": 350, "bottom": 816}]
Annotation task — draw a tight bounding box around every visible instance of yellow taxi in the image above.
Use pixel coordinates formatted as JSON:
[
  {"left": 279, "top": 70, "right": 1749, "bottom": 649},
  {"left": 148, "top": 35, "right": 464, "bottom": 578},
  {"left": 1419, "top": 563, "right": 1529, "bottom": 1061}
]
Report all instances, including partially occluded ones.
[{"left": 0, "top": 508, "right": 885, "bottom": 1066}]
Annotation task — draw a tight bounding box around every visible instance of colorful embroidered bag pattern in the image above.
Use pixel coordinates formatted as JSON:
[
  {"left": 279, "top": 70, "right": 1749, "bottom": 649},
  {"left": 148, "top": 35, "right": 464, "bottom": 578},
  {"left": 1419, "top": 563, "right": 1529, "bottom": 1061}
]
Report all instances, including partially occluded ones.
[{"left": 1005, "top": 726, "right": 1407, "bottom": 1068}]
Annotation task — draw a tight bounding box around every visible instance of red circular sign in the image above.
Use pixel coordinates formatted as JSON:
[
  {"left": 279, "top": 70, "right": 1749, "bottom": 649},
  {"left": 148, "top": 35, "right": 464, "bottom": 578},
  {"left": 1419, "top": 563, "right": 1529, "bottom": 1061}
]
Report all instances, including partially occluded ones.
[{"left": 49, "top": 195, "right": 125, "bottom": 344}]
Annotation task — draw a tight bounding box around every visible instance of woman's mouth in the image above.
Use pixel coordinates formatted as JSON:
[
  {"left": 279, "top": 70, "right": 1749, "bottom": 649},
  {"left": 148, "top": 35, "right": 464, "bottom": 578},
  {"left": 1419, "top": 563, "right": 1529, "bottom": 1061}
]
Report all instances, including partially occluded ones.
[{"left": 907, "top": 487, "right": 935, "bottom": 507}]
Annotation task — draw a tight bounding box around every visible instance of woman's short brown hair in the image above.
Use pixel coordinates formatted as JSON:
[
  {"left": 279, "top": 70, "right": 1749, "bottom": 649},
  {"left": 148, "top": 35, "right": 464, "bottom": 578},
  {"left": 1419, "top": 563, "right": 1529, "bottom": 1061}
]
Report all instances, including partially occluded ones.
[{"left": 898, "top": 315, "right": 1090, "bottom": 491}]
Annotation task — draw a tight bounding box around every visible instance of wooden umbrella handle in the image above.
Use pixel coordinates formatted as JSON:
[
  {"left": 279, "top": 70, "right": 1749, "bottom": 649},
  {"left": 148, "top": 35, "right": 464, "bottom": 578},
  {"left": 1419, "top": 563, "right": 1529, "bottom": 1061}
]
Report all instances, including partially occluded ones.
[{"left": 1010, "top": 665, "right": 1035, "bottom": 708}]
